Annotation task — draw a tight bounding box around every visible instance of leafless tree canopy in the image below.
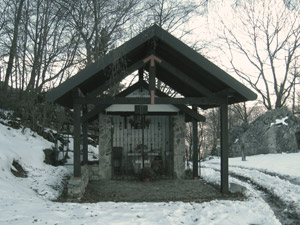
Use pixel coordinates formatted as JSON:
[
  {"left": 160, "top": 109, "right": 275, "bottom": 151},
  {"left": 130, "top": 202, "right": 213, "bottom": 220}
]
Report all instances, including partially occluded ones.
[
  {"left": 0, "top": 0, "right": 206, "bottom": 95},
  {"left": 209, "top": 0, "right": 300, "bottom": 110}
]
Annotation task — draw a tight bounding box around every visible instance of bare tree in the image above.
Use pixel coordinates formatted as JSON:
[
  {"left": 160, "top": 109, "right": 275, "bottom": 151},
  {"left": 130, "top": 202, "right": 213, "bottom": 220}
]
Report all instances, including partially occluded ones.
[
  {"left": 23, "top": 0, "right": 79, "bottom": 93},
  {"left": 127, "top": 0, "right": 206, "bottom": 92},
  {"left": 58, "top": 0, "right": 141, "bottom": 66},
  {"left": 211, "top": 0, "right": 300, "bottom": 110},
  {"left": 0, "top": 0, "right": 79, "bottom": 93},
  {"left": 2, "top": 0, "right": 25, "bottom": 91},
  {"left": 138, "top": 0, "right": 203, "bottom": 37},
  {"left": 229, "top": 102, "right": 261, "bottom": 126},
  {"left": 186, "top": 121, "right": 205, "bottom": 161},
  {"left": 201, "top": 107, "right": 220, "bottom": 156}
]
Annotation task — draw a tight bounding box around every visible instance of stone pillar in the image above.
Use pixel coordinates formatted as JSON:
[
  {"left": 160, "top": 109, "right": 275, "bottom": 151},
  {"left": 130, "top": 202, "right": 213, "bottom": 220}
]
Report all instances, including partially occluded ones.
[
  {"left": 173, "top": 114, "right": 186, "bottom": 179},
  {"left": 98, "top": 114, "right": 112, "bottom": 179}
]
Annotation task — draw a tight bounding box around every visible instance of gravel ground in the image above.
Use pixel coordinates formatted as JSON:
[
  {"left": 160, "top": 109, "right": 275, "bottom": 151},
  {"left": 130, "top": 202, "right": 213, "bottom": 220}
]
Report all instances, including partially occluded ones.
[{"left": 75, "top": 179, "right": 244, "bottom": 203}]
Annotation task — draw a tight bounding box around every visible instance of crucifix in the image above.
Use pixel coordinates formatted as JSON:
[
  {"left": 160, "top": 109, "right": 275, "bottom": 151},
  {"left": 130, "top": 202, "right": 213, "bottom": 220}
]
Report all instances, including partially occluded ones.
[{"left": 134, "top": 105, "right": 148, "bottom": 168}]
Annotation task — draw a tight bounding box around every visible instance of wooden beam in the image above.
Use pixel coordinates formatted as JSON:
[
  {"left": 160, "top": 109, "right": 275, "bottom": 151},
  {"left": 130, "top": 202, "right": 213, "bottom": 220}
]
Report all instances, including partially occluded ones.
[
  {"left": 169, "top": 116, "right": 175, "bottom": 178},
  {"left": 82, "top": 105, "right": 88, "bottom": 165},
  {"left": 220, "top": 103, "right": 229, "bottom": 194},
  {"left": 75, "top": 96, "right": 225, "bottom": 105},
  {"left": 81, "top": 80, "right": 207, "bottom": 123},
  {"left": 81, "top": 104, "right": 110, "bottom": 123},
  {"left": 87, "top": 60, "right": 145, "bottom": 98},
  {"left": 81, "top": 81, "right": 147, "bottom": 123},
  {"left": 175, "top": 104, "right": 205, "bottom": 122},
  {"left": 152, "top": 83, "right": 206, "bottom": 122},
  {"left": 144, "top": 54, "right": 162, "bottom": 104},
  {"left": 138, "top": 68, "right": 144, "bottom": 81},
  {"left": 81, "top": 103, "right": 205, "bottom": 123},
  {"left": 78, "top": 88, "right": 85, "bottom": 97},
  {"left": 160, "top": 60, "right": 213, "bottom": 96},
  {"left": 192, "top": 105, "right": 199, "bottom": 178},
  {"left": 149, "top": 65, "right": 156, "bottom": 93},
  {"left": 214, "top": 88, "right": 235, "bottom": 97}
]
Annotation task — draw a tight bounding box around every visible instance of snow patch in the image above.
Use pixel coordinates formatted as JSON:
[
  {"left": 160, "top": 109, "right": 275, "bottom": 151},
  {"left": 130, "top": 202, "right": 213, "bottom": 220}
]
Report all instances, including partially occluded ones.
[{"left": 270, "top": 116, "right": 288, "bottom": 127}]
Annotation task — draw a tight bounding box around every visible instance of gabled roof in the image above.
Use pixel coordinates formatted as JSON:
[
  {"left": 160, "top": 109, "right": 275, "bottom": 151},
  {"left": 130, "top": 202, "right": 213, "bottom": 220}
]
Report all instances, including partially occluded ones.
[{"left": 46, "top": 24, "right": 256, "bottom": 108}]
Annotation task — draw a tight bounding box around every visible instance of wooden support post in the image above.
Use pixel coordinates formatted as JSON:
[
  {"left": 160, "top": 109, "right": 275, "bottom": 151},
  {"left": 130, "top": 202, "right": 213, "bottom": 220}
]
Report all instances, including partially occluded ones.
[
  {"left": 73, "top": 102, "right": 81, "bottom": 177},
  {"left": 149, "top": 66, "right": 155, "bottom": 91},
  {"left": 169, "top": 116, "right": 174, "bottom": 178},
  {"left": 220, "top": 103, "right": 229, "bottom": 194},
  {"left": 82, "top": 105, "right": 88, "bottom": 165},
  {"left": 144, "top": 54, "right": 162, "bottom": 104},
  {"left": 192, "top": 106, "right": 199, "bottom": 179},
  {"left": 149, "top": 65, "right": 156, "bottom": 105},
  {"left": 138, "top": 68, "right": 143, "bottom": 82}
]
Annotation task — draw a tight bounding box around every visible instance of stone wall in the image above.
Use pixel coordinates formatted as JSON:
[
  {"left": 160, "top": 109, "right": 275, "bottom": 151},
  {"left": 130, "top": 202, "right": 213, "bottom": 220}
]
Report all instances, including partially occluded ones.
[
  {"left": 89, "top": 164, "right": 101, "bottom": 181},
  {"left": 173, "top": 114, "right": 185, "bottom": 179},
  {"left": 98, "top": 114, "right": 112, "bottom": 179}
]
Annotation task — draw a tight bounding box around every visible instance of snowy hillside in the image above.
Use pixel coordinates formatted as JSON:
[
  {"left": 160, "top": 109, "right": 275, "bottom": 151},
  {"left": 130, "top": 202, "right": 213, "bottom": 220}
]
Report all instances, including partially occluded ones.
[
  {"left": 0, "top": 111, "right": 70, "bottom": 201},
  {"left": 0, "top": 111, "right": 299, "bottom": 224}
]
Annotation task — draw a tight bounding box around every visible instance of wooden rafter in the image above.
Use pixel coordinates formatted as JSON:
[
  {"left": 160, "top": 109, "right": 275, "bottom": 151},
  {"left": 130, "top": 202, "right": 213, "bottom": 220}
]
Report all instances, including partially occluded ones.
[
  {"left": 80, "top": 81, "right": 208, "bottom": 123},
  {"left": 74, "top": 96, "right": 225, "bottom": 105},
  {"left": 87, "top": 60, "right": 145, "bottom": 98},
  {"left": 159, "top": 59, "right": 213, "bottom": 96}
]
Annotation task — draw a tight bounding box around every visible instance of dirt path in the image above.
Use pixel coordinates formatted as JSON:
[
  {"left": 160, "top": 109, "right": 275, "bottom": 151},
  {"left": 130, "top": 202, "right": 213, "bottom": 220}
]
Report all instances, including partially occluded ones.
[{"left": 77, "top": 179, "right": 244, "bottom": 203}]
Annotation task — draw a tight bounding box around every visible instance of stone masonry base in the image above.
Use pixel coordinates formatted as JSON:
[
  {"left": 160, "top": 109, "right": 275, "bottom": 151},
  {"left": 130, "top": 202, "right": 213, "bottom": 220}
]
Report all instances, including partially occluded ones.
[{"left": 67, "top": 164, "right": 100, "bottom": 199}]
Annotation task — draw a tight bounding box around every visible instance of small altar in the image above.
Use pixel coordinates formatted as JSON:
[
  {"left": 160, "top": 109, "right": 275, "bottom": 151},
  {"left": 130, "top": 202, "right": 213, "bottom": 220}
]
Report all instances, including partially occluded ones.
[{"left": 127, "top": 151, "right": 161, "bottom": 173}]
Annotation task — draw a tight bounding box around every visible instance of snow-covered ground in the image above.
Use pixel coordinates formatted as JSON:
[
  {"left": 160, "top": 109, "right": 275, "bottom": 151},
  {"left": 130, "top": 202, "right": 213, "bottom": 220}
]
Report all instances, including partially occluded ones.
[
  {"left": 0, "top": 113, "right": 299, "bottom": 224},
  {"left": 202, "top": 154, "right": 300, "bottom": 207},
  {"left": 204, "top": 153, "right": 300, "bottom": 178}
]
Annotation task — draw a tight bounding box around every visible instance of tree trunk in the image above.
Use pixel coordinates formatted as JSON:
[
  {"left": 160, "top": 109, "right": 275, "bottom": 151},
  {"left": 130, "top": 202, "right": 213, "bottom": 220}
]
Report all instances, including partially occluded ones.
[{"left": 3, "top": 0, "right": 25, "bottom": 91}]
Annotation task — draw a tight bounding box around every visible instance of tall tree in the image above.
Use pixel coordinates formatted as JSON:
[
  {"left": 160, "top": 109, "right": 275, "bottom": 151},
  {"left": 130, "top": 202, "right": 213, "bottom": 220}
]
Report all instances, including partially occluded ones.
[
  {"left": 3, "top": 0, "right": 25, "bottom": 90},
  {"left": 208, "top": 0, "right": 300, "bottom": 110}
]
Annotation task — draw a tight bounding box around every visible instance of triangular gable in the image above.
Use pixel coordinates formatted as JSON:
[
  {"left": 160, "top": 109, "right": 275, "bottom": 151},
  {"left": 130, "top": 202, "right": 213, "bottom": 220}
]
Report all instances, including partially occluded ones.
[{"left": 46, "top": 25, "right": 256, "bottom": 109}]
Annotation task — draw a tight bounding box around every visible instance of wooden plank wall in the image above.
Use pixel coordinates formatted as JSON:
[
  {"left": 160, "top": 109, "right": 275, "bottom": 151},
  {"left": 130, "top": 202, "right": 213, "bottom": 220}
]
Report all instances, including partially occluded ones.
[{"left": 112, "top": 115, "right": 170, "bottom": 170}]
